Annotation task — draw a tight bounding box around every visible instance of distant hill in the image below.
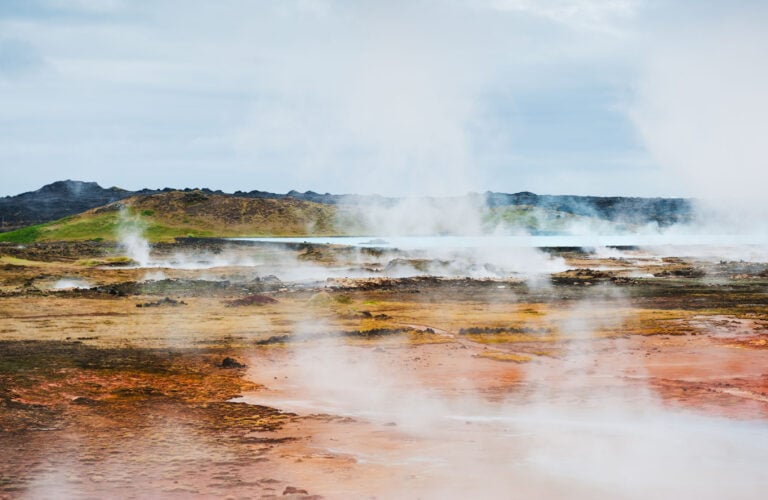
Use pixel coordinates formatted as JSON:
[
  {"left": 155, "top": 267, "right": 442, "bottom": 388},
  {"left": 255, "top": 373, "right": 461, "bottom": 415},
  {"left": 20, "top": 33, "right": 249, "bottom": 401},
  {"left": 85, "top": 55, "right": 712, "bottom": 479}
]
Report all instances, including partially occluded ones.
[
  {"left": 0, "top": 180, "right": 694, "bottom": 241},
  {"left": 0, "top": 180, "right": 353, "bottom": 232},
  {"left": 0, "top": 191, "right": 340, "bottom": 243}
]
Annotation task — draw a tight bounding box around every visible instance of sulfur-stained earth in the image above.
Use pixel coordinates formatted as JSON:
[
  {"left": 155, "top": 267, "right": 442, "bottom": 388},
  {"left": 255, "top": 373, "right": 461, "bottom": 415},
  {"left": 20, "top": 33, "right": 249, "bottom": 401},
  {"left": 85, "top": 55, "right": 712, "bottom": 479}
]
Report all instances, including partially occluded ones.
[{"left": 1, "top": 240, "right": 768, "bottom": 498}]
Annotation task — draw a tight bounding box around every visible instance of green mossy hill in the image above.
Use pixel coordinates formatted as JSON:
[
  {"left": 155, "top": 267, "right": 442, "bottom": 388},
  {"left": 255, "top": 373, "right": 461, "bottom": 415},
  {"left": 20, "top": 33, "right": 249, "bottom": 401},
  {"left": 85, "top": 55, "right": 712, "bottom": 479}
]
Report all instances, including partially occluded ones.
[{"left": 0, "top": 191, "right": 341, "bottom": 243}]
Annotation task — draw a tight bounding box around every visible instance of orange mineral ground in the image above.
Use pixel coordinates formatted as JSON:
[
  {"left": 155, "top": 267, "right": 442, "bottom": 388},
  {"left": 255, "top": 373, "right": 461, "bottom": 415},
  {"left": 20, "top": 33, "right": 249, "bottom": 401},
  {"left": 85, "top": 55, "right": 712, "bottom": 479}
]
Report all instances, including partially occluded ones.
[{"left": 2, "top": 240, "right": 768, "bottom": 499}]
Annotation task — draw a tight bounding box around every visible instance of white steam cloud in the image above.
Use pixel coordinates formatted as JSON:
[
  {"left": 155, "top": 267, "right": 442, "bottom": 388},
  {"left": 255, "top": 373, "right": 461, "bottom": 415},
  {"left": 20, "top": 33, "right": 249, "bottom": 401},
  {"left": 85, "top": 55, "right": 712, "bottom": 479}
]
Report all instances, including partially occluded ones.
[
  {"left": 631, "top": 6, "right": 768, "bottom": 233},
  {"left": 117, "top": 207, "right": 151, "bottom": 267},
  {"left": 234, "top": 2, "right": 487, "bottom": 197}
]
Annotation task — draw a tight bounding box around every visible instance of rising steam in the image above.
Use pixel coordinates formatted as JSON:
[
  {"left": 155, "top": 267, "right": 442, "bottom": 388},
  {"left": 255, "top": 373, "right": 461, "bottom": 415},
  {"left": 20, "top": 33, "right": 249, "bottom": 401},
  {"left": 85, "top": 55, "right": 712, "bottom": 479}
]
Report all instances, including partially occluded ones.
[
  {"left": 117, "top": 207, "right": 151, "bottom": 267},
  {"left": 631, "top": 6, "right": 768, "bottom": 237}
]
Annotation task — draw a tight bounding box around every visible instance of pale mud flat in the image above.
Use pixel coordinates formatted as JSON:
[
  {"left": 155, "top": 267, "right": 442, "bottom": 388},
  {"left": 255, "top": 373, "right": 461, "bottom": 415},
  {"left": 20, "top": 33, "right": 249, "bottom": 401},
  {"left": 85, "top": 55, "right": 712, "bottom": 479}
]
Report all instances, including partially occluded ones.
[{"left": 2, "top": 241, "right": 768, "bottom": 499}]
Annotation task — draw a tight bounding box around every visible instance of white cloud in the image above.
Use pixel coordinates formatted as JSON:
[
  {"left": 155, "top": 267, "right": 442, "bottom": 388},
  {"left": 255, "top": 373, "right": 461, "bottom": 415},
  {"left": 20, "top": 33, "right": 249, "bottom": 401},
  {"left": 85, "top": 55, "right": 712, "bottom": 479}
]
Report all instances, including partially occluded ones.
[
  {"left": 232, "top": 5, "right": 490, "bottom": 195},
  {"left": 490, "top": 0, "right": 641, "bottom": 34},
  {"left": 0, "top": 0, "right": 659, "bottom": 196},
  {"left": 43, "top": 0, "right": 127, "bottom": 13}
]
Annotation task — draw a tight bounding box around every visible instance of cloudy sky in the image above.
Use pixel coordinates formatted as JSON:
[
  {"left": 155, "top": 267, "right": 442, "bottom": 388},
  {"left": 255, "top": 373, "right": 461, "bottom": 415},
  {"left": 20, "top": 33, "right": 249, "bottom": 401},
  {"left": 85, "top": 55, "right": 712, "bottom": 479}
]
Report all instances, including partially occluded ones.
[{"left": 0, "top": 0, "right": 766, "bottom": 198}]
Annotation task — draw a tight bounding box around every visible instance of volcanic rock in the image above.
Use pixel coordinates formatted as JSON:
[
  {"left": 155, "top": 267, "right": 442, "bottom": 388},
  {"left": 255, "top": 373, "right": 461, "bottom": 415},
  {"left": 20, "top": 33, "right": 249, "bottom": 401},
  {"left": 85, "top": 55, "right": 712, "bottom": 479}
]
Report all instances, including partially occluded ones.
[
  {"left": 283, "top": 486, "right": 308, "bottom": 495},
  {"left": 221, "top": 357, "right": 246, "bottom": 369}
]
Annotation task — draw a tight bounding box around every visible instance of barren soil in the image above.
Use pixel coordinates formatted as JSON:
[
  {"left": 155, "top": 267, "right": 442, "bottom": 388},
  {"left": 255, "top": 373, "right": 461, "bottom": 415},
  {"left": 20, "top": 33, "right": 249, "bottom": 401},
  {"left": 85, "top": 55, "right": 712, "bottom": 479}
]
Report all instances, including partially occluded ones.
[{"left": 2, "top": 241, "right": 768, "bottom": 498}]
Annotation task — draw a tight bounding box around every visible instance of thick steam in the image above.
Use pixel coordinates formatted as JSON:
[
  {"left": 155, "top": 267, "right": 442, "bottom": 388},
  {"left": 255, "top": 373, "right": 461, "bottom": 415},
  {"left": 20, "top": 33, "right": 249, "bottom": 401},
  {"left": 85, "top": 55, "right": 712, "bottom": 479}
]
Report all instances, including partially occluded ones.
[
  {"left": 631, "top": 6, "right": 768, "bottom": 236},
  {"left": 117, "top": 207, "right": 151, "bottom": 267}
]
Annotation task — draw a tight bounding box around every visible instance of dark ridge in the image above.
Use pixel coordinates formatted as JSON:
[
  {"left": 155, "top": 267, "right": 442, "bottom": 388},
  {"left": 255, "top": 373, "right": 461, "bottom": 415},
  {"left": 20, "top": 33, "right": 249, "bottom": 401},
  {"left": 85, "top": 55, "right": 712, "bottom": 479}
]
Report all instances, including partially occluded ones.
[{"left": 0, "top": 180, "right": 159, "bottom": 231}]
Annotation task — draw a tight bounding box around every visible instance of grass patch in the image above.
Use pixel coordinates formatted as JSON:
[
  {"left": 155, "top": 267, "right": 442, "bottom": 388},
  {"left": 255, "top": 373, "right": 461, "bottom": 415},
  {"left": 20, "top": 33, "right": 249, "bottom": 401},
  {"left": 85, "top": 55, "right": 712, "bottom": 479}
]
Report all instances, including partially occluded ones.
[
  {"left": 0, "top": 225, "right": 41, "bottom": 244},
  {"left": 77, "top": 258, "right": 102, "bottom": 267},
  {"left": 2, "top": 213, "right": 217, "bottom": 244},
  {"left": 1, "top": 213, "right": 124, "bottom": 242},
  {"left": 42, "top": 212, "right": 121, "bottom": 240}
]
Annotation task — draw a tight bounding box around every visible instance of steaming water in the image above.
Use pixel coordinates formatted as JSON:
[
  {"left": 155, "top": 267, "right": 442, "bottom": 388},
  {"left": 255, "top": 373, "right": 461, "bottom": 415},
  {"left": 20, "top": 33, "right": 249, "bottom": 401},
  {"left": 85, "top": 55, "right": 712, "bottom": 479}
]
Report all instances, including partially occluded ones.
[
  {"left": 233, "top": 234, "right": 768, "bottom": 249},
  {"left": 238, "top": 386, "right": 768, "bottom": 499},
  {"left": 50, "top": 278, "right": 91, "bottom": 290},
  {"left": 237, "top": 344, "right": 768, "bottom": 499},
  {"left": 141, "top": 270, "right": 167, "bottom": 281}
]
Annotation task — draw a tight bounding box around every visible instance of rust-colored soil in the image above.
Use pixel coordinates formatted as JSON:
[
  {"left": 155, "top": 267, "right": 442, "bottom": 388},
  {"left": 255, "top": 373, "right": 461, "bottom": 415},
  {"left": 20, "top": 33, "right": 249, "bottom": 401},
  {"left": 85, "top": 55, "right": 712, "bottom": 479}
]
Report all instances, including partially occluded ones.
[{"left": 2, "top": 241, "right": 768, "bottom": 498}]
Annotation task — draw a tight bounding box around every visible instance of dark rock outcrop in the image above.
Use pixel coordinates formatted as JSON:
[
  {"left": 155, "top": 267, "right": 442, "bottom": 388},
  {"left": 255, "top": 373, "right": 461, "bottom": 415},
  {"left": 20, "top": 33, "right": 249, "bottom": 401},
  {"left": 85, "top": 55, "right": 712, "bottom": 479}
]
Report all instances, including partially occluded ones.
[
  {"left": 0, "top": 180, "right": 153, "bottom": 231},
  {"left": 221, "top": 357, "right": 246, "bottom": 369}
]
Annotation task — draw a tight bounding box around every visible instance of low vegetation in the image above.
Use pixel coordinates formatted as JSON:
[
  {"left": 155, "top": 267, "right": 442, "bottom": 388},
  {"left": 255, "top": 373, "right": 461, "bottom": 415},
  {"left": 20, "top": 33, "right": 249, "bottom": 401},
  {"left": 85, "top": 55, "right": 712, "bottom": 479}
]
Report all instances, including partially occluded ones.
[{"left": 0, "top": 191, "right": 341, "bottom": 243}]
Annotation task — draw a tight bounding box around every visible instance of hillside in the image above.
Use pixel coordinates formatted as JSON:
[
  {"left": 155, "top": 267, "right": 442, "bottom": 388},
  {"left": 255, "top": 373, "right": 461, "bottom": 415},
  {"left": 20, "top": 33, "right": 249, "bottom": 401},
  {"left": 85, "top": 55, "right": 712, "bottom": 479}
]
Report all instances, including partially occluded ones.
[
  {"left": 0, "top": 188, "right": 669, "bottom": 244},
  {"left": 1, "top": 180, "right": 693, "bottom": 235},
  {"left": 0, "top": 180, "right": 341, "bottom": 232},
  {"left": 0, "top": 191, "right": 341, "bottom": 243}
]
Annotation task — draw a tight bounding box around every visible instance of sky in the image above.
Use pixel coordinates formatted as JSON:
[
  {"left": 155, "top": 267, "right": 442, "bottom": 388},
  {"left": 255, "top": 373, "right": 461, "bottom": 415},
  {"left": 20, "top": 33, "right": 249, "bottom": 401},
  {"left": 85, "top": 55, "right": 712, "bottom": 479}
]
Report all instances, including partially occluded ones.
[{"left": 0, "top": 0, "right": 766, "bottom": 198}]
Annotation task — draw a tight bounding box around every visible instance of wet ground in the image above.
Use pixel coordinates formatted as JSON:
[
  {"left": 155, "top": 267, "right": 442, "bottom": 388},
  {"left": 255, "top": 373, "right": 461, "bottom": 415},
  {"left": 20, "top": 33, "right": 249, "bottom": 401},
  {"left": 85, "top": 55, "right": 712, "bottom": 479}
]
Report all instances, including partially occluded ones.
[{"left": 1, "top": 240, "right": 768, "bottom": 498}]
